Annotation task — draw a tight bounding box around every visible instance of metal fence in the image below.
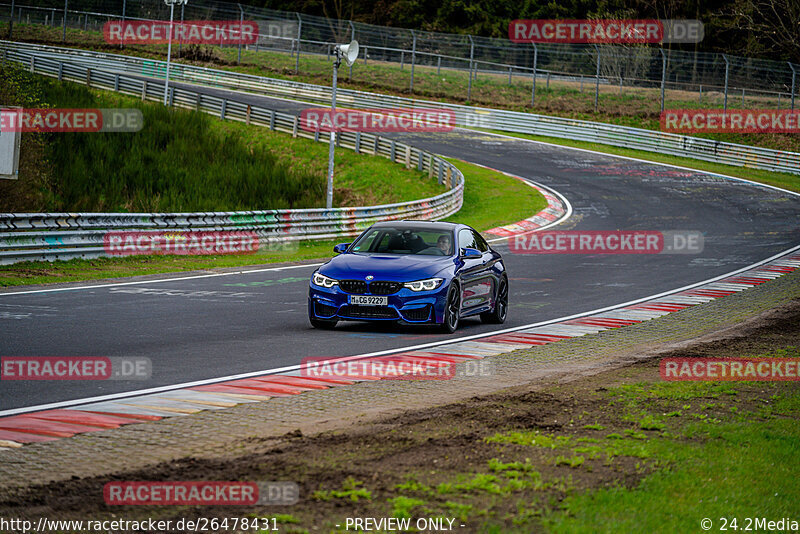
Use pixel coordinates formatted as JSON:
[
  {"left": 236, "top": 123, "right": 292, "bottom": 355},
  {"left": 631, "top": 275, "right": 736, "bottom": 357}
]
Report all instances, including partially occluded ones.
[
  {"left": 1, "top": 0, "right": 798, "bottom": 112},
  {"left": 0, "top": 48, "right": 464, "bottom": 264},
  {"left": 4, "top": 41, "right": 797, "bottom": 176}
]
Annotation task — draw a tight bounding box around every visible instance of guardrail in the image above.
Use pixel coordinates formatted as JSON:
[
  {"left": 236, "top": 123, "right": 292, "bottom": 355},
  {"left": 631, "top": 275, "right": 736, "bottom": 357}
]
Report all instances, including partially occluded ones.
[
  {"left": 0, "top": 48, "right": 463, "bottom": 264},
  {"left": 3, "top": 41, "right": 798, "bottom": 176}
]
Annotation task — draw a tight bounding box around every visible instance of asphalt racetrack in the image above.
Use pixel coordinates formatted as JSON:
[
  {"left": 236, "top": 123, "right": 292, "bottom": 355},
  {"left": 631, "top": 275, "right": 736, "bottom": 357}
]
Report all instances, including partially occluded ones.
[{"left": 1, "top": 76, "right": 798, "bottom": 411}]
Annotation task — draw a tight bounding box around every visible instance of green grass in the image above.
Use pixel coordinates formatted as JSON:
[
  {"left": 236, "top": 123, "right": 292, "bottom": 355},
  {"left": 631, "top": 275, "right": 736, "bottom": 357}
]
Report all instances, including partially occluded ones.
[
  {"left": 546, "top": 418, "right": 800, "bottom": 533},
  {"left": 312, "top": 477, "right": 372, "bottom": 503},
  {"left": 541, "top": 382, "right": 800, "bottom": 533},
  {"left": 0, "top": 64, "right": 443, "bottom": 212}
]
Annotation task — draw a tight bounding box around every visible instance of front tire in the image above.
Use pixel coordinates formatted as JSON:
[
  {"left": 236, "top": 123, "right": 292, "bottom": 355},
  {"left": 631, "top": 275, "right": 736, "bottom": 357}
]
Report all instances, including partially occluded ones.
[
  {"left": 310, "top": 317, "right": 338, "bottom": 329},
  {"left": 481, "top": 275, "right": 508, "bottom": 324},
  {"left": 440, "top": 283, "right": 461, "bottom": 333}
]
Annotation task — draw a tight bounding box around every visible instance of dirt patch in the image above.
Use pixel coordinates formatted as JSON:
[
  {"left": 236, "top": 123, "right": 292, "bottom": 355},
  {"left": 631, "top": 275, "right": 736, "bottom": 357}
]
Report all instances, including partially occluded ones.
[{"left": 2, "top": 300, "right": 799, "bottom": 532}]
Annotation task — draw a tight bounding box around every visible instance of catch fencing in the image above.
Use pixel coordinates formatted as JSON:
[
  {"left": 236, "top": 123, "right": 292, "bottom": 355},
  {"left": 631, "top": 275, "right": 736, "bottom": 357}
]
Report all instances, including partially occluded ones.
[{"left": 1, "top": 0, "right": 798, "bottom": 111}]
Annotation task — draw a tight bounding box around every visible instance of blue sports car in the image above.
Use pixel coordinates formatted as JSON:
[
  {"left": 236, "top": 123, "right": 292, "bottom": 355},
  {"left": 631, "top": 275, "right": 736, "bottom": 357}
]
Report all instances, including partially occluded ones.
[{"left": 308, "top": 221, "right": 508, "bottom": 333}]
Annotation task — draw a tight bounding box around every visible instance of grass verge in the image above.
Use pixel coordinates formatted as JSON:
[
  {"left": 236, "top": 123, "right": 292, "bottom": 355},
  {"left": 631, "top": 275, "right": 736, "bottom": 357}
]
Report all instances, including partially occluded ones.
[{"left": 0, "top": 64, "right": 443, "bottom": 212}]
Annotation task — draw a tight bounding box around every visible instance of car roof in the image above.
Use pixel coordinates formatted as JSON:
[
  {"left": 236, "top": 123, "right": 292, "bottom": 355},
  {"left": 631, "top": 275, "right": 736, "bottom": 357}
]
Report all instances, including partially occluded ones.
[{"left": 370, "top": 220, "right": 464, "bottom": 231}]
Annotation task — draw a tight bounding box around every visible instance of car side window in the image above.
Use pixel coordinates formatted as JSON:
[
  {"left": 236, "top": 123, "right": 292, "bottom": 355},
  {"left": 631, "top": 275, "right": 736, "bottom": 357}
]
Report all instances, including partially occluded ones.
[
  {"left": 458, "top": 229, "right": 477, "bottom": 251},
  {"left": 472, "top": 230, "right": 489, "bottom": 252}
]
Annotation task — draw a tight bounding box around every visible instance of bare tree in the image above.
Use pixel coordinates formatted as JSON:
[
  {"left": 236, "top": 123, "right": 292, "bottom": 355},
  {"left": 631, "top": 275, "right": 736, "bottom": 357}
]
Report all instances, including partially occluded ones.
[{"left": 727, "top": 0, "right": 800, "bottom": 62}]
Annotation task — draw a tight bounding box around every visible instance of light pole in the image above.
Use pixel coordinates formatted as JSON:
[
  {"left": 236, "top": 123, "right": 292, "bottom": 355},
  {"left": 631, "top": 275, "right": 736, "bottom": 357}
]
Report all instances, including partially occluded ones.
[
  {"left": 163, "top": 0, "right": 187, "bottom": 106},
  {"left": 325, "top": 40, "right": 358, "bottom": 209}
]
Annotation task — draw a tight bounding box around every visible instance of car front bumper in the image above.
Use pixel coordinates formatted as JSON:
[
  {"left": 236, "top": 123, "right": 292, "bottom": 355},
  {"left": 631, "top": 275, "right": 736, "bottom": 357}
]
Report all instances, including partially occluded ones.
[{"left": 308, "top": 282, "right": 449, "bottom": 324}]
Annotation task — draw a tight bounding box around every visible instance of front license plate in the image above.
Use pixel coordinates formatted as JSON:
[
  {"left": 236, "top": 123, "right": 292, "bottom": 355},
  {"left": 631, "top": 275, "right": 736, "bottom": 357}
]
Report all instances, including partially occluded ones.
[{"left": 349, "top": 295, "right": 388, "bottom": 306}]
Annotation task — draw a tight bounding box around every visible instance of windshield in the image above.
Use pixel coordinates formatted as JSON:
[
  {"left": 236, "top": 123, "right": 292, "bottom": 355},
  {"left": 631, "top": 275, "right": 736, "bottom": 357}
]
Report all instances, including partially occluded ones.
[{"left": 350, "top": 226, "right": 454, "bottom": 256}]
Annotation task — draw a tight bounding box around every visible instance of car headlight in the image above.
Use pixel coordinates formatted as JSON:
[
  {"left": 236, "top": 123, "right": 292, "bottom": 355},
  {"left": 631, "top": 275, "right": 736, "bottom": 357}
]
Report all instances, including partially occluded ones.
[
  {"left": 403, "top": 277, "right": 444, "bottom": 292},
  {"left": 313, "top": 272, "right": 339, "bottom": 288}
]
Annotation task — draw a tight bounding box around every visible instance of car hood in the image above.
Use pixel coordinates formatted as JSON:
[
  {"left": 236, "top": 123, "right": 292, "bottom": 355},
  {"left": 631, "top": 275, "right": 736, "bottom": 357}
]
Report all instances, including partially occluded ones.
[{"left": 319, "top": 253, "right": 453, "bottom": 282}]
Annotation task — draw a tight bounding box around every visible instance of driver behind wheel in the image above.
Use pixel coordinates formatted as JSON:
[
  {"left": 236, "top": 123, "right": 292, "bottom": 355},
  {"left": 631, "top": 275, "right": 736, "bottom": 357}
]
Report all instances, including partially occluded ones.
[{"left": 437, "top": 234, "right": 452, "bottom": 255}]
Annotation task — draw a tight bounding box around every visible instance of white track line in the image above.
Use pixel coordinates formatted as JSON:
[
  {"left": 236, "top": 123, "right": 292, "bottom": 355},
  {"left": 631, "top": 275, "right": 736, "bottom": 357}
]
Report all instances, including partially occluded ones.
[
  {"left": 0, "top": 263, "right": 322, "bottom": 296},
  {"left": 2, "top": 243, "right": 798, "bottom": 418}
]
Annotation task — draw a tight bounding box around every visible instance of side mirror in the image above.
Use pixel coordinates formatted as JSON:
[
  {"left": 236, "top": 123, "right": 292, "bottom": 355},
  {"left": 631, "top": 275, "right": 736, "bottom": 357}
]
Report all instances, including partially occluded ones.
[
  {"left": 460, "top": 247, "right": 482, "bottom": 259},
  {"left": 333, "top": 243, "right": 350, "bottom": 254}
]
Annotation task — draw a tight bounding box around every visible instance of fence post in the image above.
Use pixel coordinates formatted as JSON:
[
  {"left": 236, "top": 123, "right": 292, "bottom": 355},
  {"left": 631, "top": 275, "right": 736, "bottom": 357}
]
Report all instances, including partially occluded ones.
[
  {"left": 7, "top": 0, "right": 14, "bottom": 39},
  {"left": 594, "top": 44, "right": 600, "bottom": 112},
  {"left": 531, "top": 42, "right": 538, "bottom": 107},
  {"left": 437, "top": 55, "right": 441, "bottom": 75},
  {"left": 410, "top": 29, "right": 416, "bottom": 92},
  {"left": 348, "top": 20, "right": 354, "bottom": 80},
  {"left": 119, "top": 0, "right": 126, "bottom": 49},
  {"left": 363, "top": 46, "right": 367, "bottom": 65},
  {"left": 699, "top": 84, "right": 702, "bottom": 103},
  {"left": 508, "top": 66, "right": 512, "bottom": 85},
  {"left": 237, "top": 4, "right": 244, "bottom": 64},
  {"left": 741, "top": 88, "right": 745, "bottom": 107},
  {"left": 295, "top": 13, "right": 302, "bottom": 74},
  {"left": 177, "top": 2, "right": 184, "bottom": 56},
  {"left": 722, "top": 54, "right": 729, "bottom": 112},
  {"left": 62, "top": 0, "right": 67, "bottom": 42},
  {"left": 400, "top": 51, "right": 404, "bottom": 70},
  {"left": 790, "top": 63, "right": 797, "bottom": 111},
  {"left": 660, "top": 48, "right": 666, "bottom": 113},
  {"left": 467, "top": 35, "right": 474, "bottom": 101}
]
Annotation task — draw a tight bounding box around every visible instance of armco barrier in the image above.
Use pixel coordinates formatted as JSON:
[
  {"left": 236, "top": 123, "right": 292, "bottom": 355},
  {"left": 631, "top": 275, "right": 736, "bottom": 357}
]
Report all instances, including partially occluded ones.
[
  {"left": 2, "top": 41, "right": 798, "bottom": 176},
  {"left": 0, "top": 49, "right": 463, "bottom": 264}
]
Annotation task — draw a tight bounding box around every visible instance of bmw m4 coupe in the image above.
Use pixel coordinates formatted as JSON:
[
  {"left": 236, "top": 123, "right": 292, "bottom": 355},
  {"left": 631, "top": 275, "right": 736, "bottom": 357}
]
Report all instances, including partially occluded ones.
[{"left": 308, "top": 221, "right": 508, "bottom": 333}]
